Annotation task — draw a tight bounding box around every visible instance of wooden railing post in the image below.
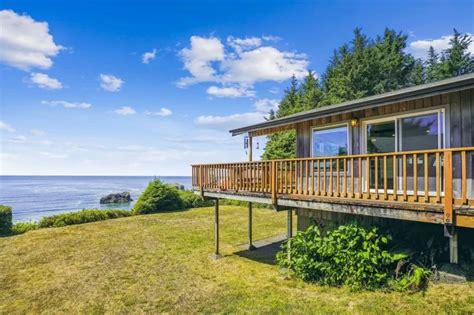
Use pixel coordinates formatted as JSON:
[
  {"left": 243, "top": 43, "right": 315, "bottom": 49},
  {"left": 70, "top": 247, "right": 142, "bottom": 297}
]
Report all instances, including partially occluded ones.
[
  {"left": 271, "top": 160, "right": 277, "bottom": 205},
  {"left": 444, "top": 150, "right": 453, "bottom": 224}
]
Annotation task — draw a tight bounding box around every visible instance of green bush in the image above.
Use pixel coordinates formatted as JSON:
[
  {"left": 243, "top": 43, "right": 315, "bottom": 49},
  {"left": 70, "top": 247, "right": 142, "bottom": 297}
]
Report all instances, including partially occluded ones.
[
  {"left": 178, "top": 190, "right": 214, "bottom": 208},
  {"left": 276, "top": 224, "right": 412, "bottom": 291},
  {"left": 38, "top": 209, "right": 131, "bottom": 228},
  {"left": 11, "top": 222, "right": 38, "bottom": 234},
  {"left": 0, "top": 205, "right": 12, "bottom": 235},
  {"left": 132, "top": 179, "right": 184, "bottom": 215}
]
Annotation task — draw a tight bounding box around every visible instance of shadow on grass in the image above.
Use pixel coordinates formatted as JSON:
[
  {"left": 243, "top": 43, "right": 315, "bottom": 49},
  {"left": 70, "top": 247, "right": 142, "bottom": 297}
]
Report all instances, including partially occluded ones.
[{"left": 234, "top": 234, "right": 286, "bottom": 265}]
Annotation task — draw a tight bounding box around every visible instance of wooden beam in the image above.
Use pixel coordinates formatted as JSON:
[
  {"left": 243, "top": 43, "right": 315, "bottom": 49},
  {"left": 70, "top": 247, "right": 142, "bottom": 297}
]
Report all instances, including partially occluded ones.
[{"left": 444, "top": 151, "right": 453, "bottom": 224}]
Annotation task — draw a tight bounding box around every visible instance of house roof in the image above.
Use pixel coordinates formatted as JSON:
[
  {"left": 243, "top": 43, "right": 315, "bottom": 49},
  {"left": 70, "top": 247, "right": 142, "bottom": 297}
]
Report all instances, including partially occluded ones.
[{"left": 230, "top": 73, "right": 474, "bottom": 136}]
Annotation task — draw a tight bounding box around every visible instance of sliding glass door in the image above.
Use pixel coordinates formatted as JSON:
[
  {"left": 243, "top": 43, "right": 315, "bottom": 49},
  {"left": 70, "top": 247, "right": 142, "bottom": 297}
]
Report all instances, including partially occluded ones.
[
  {"left": 399, "top": 112, "right": 444, "bottom": 193},
  {"left": 364, "top": 109, "right": 445, "bottom": 194}
]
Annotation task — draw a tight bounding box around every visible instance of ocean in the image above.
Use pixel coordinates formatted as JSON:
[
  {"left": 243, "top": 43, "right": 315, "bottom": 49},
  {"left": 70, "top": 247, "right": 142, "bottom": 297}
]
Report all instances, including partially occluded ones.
[{"left": 0, "top": 176, "right": 192, "bottom": 223}]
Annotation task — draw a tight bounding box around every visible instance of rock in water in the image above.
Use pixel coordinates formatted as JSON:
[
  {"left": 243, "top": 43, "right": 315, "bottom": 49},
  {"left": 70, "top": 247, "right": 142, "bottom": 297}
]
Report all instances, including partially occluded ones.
[
  {"left": 171, "top": 183, "right": 185, "bottom": 190},
  {"left": 100, "top": 192, "right": 132, "bottom": 204}
]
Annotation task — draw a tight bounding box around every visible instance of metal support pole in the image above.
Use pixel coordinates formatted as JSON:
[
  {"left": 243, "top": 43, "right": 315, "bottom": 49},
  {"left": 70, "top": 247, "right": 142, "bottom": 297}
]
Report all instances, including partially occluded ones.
[
  {"left": 212, "top": 198, "right": 222, "bottom": 260},
  {"left": 287, "top": 209, "right": 293, "bottom": 260},
  {"left": 287, "top": 209, "right": 293, "bottom": 239},
  {"left": 248, "top": 202, "right": 256, "bottom": 250},
  {"left": 449, "top": 228, "right": 458, "bottom": 264}
]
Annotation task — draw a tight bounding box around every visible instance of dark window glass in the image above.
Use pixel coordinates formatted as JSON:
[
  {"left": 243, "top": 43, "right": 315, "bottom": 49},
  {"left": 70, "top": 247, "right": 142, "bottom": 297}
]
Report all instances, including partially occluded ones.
[{"left": 366, "top": 121, "right": 396, "bottom": 154}]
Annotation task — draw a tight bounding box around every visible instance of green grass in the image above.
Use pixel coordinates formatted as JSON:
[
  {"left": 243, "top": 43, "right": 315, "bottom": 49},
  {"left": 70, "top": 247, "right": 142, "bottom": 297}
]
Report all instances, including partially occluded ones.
[{"left": 0, "top": 206, "right": 472, "bottom": 313}]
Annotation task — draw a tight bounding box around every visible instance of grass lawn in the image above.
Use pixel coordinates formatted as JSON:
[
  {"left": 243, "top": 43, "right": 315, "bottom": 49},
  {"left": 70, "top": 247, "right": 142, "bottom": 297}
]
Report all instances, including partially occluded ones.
[{"left": 0, "top": 206, "right": 473, "bottom": 313}]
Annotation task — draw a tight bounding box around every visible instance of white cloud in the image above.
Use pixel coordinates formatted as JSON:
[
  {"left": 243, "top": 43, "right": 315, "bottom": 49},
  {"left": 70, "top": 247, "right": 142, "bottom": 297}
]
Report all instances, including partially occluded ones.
[
  {"left": 177, "top": 36, "right": 225, "bottom": 87},
  {"left": 42, "top": 100, "right": 92, "bottom": 109},
  {"left": 221, "top": 47, "right": 308, "bottom": 84},
  {"left": 0, "top": 10, "right": 63, "bottom": 70},
  {"left": 99, "top": 74, "right": 123, "bottom": 92},
  {"left": 408, "top": 33, "right": 474, "bottom": 59},
  {"left": 194, "top": 97, "right": 278, "bottom": 131},
  {"left": 195, "top": 112, "right": 266, "bottom": 130},
  {"left": 142, "top": 48, "right": 157, "bottom": 64},
  {"left": 0, "top": 121, "right": 15, "bottom": 132},
  {"left": 254, "top": 98, "right": 279, "bottom": 112},
  {"left": 177, "top": 35, "right": 308, "bottom": 97},
  {"left": 206, "top": 85, "right": 255, "bottom": 98},
  {"left": 114, "top": 106, "right": 136, "bottom": 115},
  {"left": 30, "top": 72, "right": 62, "bottom": 89},
  {"left": 30, "top": 129, "right": 46, "bottom": 136},
  {"left": 227, "top": 36, "right": 262, "bottom": 52},
  {"left": 262, "top": 35, "right": 281, "bottom": 42},
  {"left": 145, "top": 108, "right": 172, "bottom": 117},
  {"left": 40, "top": 151, "right": 68, "bottom": 159},
  {"left": 9, "top": 135, "right": 27, "bottom": 143}
]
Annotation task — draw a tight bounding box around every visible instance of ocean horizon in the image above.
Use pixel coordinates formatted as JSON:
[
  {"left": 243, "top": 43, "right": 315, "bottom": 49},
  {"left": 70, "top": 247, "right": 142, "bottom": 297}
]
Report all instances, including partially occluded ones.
[{"left": 0, "top": 176, "right": 192, "bottom": 222}]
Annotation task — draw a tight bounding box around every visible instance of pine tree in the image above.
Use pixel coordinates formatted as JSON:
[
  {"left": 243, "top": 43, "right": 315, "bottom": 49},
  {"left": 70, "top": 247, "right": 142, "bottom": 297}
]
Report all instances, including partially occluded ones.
[
  {"left": 439, "top": 29, "right": 474, "bottom": 78},
  {"left": 277, "top": 75, "right": 300, "bottom": 117},
  {"left": 299, "top": 70, "right": 324, "bottom": 111},
  {"left": 426, "top": 46, "right": 441, "bottom": 82}
]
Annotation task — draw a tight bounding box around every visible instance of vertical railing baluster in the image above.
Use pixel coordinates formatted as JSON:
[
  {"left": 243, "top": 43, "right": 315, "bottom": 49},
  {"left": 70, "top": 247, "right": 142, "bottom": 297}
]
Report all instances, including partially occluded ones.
[
  {"left": 461, "top": 150, "right": 467, "bottom": 205},
  {"left": 336, "top": 158, "right": 340, "bottom": 197},
  {"left": 383, "top": 156, "right": 388, "bottom": 200},
  {"left": 413, "top": 154, "right": 418, "bottom": 201},
  {"left": 374, "top": 156, "right": 379, "bottom": 200},
  {"left": 424, "top": 153, "right": 429, "bottom": 203},
  {"left": 436, "top": 152, "right": 441, "bottom": 203}
]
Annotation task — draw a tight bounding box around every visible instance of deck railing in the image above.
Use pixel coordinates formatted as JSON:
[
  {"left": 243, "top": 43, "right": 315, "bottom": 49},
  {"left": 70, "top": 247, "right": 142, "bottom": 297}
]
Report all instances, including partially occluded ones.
[{"left": 192, "top": 147, "right": 474, "bottom": 224}]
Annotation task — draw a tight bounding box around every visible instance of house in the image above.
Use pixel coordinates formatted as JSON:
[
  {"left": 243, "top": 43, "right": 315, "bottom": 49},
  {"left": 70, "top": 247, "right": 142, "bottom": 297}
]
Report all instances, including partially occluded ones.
[{"left": 192, "top": 73, "right": 474, "bottom": 263}]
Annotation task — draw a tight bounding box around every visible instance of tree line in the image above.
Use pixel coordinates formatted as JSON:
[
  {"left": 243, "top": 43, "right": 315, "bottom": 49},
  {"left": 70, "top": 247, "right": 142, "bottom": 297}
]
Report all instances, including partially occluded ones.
[{"left": 262, "top": 28, "right": 473, "bottom": 160}]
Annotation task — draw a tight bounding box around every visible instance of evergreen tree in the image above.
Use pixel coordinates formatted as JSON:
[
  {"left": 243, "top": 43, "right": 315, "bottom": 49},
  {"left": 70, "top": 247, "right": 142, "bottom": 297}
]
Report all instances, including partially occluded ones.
[
  {"left": 276, "top": 75, "right": 301, "bottom": 117},
  {"left": 323, "top": 28, "right": 418, "bottom": 103},
  {"left": 438, "top": 29, "right": 474, "bottom": 78},
  {"left": 426, "top": 46, "right": 441, "bottom": 82},
  {"left": 299, "top": 70, "right": 324, "bottom": 111}
]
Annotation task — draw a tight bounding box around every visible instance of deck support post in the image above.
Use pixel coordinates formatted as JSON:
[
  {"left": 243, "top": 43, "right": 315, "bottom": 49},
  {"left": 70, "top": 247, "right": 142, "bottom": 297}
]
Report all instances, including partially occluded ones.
[
  {"left": 211, "top": 198, "right": 222, "bottom": 260},
  {"left": 287, "top": 209, "right": 293, "bottom": 260},
  {"left": 248, "top": 203, "right": 256, "bottom": 250},
  {"left": 449, "top": 228, "right": 458, "bottom": 264}
]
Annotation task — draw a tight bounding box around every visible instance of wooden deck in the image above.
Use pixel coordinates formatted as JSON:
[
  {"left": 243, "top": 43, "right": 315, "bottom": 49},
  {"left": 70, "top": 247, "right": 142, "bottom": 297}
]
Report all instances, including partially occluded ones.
[{"left": 192, "top": 147, "right": 474, "bottom": 228}]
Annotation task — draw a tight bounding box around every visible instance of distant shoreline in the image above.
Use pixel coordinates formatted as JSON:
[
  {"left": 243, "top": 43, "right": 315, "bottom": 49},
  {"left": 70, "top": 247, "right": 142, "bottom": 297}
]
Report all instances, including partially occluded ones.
[{"left": 0, "top": 176, "right": 192, "bottom": 223}]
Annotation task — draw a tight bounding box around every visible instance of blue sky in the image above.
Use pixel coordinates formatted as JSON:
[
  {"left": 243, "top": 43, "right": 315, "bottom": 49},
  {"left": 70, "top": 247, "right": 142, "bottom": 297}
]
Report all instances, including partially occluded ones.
[{"left": 0, "top": 0, "right": 473, "bottom": 175}]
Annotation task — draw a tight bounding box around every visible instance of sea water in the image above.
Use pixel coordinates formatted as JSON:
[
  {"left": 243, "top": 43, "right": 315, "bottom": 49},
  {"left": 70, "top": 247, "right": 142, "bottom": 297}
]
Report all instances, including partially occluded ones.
[{"left": 0, "top": 176, "right": 192, "bottom": 222}]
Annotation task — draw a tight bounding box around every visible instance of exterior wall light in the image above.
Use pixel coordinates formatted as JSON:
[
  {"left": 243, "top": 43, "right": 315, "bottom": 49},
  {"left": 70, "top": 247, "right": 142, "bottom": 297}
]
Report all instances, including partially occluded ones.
[{"left": 351, "top": 119, "right": 358, "bottom": 127}]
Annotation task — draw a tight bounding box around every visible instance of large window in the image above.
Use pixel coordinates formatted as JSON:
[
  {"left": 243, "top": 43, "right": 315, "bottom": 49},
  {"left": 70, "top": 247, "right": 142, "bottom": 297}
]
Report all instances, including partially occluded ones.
[{"left": 312, "top": 125, "right": 349, "bottom": 157}]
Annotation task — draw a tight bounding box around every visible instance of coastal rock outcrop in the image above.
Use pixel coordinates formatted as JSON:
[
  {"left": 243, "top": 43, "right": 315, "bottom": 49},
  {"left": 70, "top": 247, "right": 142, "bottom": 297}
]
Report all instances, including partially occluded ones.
[
  {"left": 172, "top": 183, "right": 185, "bottom": 190},
  {"left": 100, "top": 192, "right": 132, "bottom": 204}
]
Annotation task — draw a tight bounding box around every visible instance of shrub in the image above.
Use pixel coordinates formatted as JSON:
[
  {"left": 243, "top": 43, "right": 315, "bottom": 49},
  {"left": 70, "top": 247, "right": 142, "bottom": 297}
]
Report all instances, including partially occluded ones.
[
  {"left": 11, "top": 222, "right": 38, "bottom": 234},
  {"left": 178, "top": 190, "right": 214, "bottom": 208},
  {"left": 0, "top": 205, "right": 12, "bottom": 235},
  {"left": 276, "top": 224, "right": 411, "bottom": 291},
  {"left": 38, "top": 209, "right": 131, "bottom": 228},
  {"left": 132, "top": 179, "right": 184, "bottom": 215}
]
